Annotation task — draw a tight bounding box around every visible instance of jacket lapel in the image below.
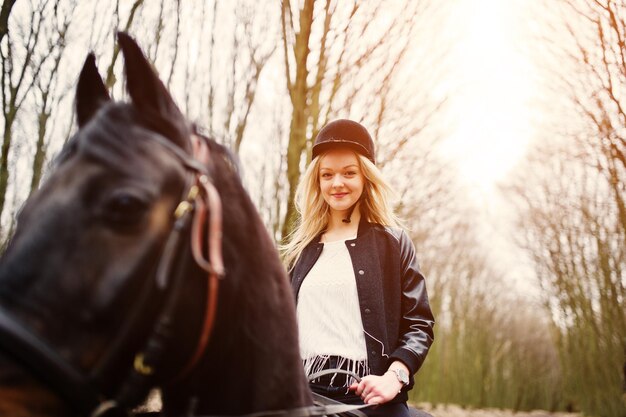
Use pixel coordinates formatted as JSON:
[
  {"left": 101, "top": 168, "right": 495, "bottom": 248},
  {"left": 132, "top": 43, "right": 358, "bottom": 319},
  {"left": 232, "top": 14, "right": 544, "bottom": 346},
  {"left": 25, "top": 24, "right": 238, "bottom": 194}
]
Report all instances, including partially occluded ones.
[{"left": 290, "top": 238, "right": 323, "bottom": 300}]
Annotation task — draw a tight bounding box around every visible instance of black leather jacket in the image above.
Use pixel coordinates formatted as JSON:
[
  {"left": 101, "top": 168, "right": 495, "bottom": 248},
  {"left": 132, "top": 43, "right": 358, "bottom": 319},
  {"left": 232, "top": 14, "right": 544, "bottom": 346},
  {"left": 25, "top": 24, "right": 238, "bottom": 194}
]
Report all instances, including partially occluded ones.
[{"left": 290, "top": 218, "right": 435, "bottom": 400}]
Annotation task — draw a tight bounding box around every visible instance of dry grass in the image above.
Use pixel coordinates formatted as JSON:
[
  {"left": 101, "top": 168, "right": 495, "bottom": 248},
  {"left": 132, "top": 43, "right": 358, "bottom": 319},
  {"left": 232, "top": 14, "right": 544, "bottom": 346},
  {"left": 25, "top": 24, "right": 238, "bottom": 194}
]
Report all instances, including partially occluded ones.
[
  {"left": 137, "top": 396, "right": 587, "bottom": 417},
  {"left": 415, "top": 403, "right": 584, "bottom": 417}
]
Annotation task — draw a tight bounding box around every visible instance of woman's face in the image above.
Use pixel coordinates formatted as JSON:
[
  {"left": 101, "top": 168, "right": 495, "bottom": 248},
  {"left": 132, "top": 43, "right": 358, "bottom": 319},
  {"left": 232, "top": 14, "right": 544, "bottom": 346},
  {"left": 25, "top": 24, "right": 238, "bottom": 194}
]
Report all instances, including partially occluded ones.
[{"left": 318, "top": 148, "right": 365, "bottom": 215}]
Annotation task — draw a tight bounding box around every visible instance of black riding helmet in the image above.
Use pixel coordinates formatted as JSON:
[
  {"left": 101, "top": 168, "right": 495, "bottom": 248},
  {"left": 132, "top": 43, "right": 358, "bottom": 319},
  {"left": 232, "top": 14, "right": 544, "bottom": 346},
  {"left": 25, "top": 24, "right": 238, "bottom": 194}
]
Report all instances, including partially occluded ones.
[{"left": 312, "top": 119, "right": 376, "bottom": 164}]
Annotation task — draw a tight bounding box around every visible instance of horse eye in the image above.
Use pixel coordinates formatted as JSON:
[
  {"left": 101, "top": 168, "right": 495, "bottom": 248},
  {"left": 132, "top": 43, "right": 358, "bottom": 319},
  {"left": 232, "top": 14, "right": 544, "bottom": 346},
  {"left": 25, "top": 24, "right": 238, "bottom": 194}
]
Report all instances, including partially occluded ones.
[{"left": 102, "top": 193, "right": 148, "bottom": 229}]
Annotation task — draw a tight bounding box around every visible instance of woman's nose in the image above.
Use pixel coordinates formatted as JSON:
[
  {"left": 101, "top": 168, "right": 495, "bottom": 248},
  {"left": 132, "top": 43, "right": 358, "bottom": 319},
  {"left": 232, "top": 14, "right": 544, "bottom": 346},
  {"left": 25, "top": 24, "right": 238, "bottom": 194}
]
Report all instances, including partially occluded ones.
[{"left": 332, "top": 175, "right": 344, "bottom": 187}]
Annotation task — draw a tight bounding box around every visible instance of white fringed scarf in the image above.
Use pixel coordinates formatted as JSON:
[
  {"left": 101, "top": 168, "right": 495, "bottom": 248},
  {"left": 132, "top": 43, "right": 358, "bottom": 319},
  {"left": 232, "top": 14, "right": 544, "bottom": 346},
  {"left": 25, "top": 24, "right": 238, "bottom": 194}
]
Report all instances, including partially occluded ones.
[{"left": 296, "top": 238, "right": 369, "bottom": 387}]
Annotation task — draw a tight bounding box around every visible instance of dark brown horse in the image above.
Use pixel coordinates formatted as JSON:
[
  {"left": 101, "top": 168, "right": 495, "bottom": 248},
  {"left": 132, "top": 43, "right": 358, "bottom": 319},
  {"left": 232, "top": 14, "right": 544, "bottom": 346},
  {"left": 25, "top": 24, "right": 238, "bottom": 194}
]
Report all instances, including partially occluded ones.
[{"left": 0, "top": 33, "right": 312, "bottom": 416}]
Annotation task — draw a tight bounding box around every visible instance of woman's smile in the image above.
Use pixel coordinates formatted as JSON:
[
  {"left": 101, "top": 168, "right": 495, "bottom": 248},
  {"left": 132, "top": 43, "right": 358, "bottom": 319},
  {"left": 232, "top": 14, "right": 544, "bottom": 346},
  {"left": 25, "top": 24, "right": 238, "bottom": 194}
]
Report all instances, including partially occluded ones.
[{"left": 319, "top": 149, "right": 365, "bottom": 215}]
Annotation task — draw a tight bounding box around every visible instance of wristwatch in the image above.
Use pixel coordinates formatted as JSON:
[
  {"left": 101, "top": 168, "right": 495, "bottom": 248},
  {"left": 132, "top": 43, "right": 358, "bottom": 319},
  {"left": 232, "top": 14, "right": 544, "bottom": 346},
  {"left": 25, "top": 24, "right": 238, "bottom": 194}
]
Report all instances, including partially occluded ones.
[{"left": 389, "top": 368, "right": 409, "bottom": 387}]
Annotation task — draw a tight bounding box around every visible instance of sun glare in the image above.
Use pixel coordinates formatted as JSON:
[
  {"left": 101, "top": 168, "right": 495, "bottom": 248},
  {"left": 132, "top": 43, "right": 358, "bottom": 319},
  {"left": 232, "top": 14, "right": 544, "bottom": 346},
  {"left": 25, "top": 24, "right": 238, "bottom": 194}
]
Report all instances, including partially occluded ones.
[{"left": 441, "top": 0, "right": 535, "bottom": 192}]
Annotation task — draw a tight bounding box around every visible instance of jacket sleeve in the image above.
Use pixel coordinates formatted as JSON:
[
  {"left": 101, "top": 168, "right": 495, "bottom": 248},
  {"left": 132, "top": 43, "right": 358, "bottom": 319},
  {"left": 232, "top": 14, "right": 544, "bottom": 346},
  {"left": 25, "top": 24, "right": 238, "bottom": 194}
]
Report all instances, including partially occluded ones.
[{"left": 389, "top": 230, "right": 435, "bottom": 376}]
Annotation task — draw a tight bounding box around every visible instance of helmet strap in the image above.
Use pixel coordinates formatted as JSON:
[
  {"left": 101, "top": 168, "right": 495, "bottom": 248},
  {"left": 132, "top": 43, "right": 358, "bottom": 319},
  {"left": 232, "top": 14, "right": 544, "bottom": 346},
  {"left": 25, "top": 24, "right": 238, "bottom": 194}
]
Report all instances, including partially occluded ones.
[{"left": 342, "top": 197, "right": 361, "bottom": 223}]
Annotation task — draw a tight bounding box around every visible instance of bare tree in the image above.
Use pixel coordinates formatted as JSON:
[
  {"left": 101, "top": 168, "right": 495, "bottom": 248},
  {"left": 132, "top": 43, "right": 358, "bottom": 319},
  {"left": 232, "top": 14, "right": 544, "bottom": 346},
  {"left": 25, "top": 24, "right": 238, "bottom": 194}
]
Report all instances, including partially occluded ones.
[
  {"left": 215, "top": 1, "right": 276, "bottom": 154},
  {"left": 0, "top": 0, "right": 64, "bottom": 232},
  {"left": 517, "top": 2, "right": 626, "bottom": 414},
  {"left": 396, "top": 150, "right": 560, "bottom": 410},
  {"left": 506, "top": 136, "right": 626, "bottom": 416},
  {"left": 279, "top": 0, "right": 313, "bottom": 238},
  {"left": 104, "top": 0, "right": 144, "bottom": 90},
  {"left": 30, "top": 0, "right": 75, "bottom": 193},
  {"left": 542, "top": 0, "right": 626, "bottom": 231}
]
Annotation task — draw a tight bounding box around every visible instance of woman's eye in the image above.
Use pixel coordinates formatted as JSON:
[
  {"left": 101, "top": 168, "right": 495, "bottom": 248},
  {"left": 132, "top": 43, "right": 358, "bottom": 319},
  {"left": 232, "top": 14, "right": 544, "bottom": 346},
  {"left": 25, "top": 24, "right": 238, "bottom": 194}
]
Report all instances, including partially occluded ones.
[
  {"left": 321, "top": 173, "right": 332, "bottom": 179},
  {"left": 102, "top": 193, "right": 149, "bottom": 230},
  {"left": 345, "top": 171, "right": 356, "bottom": 176}
]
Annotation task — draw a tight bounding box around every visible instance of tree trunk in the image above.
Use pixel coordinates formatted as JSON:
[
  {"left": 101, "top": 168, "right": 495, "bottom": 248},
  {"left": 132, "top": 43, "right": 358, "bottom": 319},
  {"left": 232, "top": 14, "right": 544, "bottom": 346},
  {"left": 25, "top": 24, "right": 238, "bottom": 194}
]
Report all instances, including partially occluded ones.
[
  {"left": 280, "top": 0, "right": 314, "bottom": 240},
  {"left": 105, "top": 0, "right": 145, "bottom": 90},
  {"left": 30, "top": 110, "right": 49, "bottom": 193},
  {"left": 0, "top": 111, "right": 15, "bottom": 226}
]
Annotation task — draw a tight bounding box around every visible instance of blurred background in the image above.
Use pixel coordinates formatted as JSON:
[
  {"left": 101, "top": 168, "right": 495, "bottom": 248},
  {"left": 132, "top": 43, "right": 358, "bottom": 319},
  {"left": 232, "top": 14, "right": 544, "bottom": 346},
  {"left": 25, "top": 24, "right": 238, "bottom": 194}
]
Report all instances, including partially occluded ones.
[{"left": 0, "top": 0, "right": 624, "bottom": 416}]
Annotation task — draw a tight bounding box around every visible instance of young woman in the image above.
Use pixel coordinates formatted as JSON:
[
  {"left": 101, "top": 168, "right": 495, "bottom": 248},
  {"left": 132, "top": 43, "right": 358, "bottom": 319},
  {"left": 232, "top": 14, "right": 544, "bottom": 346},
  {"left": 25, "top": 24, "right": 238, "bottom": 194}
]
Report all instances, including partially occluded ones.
[{"left": 283, "top": 119, "right": 435, "bottom": 417}]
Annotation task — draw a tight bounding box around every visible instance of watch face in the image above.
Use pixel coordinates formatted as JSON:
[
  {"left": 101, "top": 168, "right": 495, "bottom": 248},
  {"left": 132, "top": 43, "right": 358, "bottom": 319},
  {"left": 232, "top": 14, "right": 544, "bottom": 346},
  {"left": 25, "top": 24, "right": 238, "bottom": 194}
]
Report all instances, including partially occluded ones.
[{"left": 395, "top": 369, "right": 409, "bottom": 385}]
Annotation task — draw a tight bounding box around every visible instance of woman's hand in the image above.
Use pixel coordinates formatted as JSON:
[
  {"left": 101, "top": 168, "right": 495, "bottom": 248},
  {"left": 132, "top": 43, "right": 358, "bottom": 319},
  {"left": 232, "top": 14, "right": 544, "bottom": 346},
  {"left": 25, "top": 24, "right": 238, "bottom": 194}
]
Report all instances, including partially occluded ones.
[{"left": 349, "top": 371, "right": 403, "bottom": 405}]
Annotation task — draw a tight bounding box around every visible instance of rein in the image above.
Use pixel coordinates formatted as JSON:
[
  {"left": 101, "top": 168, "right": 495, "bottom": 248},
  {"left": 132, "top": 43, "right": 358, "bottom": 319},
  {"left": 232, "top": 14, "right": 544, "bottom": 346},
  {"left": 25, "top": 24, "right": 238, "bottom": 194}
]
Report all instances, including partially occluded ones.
[{"left": 171, "top": 134, "right": 225, "bottom": 380}]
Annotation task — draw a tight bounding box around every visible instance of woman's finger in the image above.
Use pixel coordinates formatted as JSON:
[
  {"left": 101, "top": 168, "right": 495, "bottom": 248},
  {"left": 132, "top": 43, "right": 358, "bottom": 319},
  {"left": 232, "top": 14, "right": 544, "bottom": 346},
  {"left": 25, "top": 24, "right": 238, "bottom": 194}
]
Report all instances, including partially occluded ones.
[
  {"left": 356, "top": 377, "right": 374, "bottom": 396},
  {"left": 364, "top": 393, "right": 383, "bottom": 405},
  {"left": 363, "top": 387, "right": 381, "bottom": 403},
  {"left": 355, "top": 380, "right": 367, "bottom": 396}
]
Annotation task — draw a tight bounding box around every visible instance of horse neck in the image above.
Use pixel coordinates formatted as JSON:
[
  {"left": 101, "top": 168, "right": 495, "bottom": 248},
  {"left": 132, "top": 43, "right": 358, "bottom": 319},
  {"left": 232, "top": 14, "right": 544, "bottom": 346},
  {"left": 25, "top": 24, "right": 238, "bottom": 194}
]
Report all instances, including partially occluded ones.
[
  {"left": 163, "top": 296, "right": 313, "bottom": 415},
  {"left": 210, "top": 304, "right": 312, "bottom": 411},
  {"left": 162, "top": 231, "right": 313, "bottom": 415},
  {"left": 219, "top": 226, "right": 312, "bottom": 411}
]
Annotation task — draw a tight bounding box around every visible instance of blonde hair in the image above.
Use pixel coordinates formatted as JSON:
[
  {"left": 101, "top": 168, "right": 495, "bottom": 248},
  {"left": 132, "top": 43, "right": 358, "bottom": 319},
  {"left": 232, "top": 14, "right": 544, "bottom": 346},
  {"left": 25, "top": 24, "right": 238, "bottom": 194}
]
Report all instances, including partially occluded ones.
[{"left": 281, "top": 152, "right": 401, "bottom": 268}]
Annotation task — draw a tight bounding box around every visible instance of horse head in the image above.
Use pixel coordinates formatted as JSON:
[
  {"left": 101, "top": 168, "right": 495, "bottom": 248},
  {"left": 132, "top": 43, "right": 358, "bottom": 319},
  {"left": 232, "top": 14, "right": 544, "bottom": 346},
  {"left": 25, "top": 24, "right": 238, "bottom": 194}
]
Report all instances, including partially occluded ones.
[{"left": 0, "top": 33, "right": 311, "bottom": 416}]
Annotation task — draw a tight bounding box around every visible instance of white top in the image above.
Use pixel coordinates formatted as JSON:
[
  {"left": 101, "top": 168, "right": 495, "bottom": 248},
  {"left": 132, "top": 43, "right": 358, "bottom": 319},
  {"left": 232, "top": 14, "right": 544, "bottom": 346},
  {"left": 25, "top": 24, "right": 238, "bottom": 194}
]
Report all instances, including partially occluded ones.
[{"left": 297, "top": 238, "right": 368, "bottom": 363}]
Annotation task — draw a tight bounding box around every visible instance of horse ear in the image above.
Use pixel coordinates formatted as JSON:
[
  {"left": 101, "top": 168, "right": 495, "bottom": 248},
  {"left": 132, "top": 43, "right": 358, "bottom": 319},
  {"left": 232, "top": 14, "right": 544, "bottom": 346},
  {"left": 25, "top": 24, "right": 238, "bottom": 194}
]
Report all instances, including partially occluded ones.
[
  {"left": 117, "top": 32, "right": 184, "bottom": 123},
  {"left": 76, "top": 54, "right": 110, "bottom": 127}
]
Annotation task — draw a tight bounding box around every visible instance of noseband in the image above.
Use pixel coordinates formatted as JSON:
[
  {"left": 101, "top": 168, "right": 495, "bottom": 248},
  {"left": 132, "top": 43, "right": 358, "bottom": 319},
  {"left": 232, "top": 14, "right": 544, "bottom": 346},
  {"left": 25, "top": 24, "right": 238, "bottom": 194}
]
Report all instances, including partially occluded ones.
[{"left": 0, "top": 130, "right": 226, "bottom": 416}]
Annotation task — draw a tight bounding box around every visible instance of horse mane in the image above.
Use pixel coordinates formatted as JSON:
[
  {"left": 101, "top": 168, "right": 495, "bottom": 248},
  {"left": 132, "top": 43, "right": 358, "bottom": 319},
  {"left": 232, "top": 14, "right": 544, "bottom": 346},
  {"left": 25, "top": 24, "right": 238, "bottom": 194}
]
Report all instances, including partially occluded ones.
[{"left": 156, "top": 131, "right": 310, "bottom": 413}]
